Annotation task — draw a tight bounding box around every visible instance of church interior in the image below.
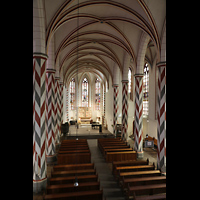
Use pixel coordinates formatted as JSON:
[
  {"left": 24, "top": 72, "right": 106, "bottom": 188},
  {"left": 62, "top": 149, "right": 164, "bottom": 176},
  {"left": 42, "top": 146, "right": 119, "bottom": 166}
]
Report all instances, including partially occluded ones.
[{"left": 33, "top": 0, "right": 166, "bottom": 199}]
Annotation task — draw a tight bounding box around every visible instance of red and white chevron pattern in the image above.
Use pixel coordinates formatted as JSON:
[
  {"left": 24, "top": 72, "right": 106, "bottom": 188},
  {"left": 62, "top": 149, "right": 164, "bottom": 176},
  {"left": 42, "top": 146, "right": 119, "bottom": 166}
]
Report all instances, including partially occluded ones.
[
  {"left": 33, "top": 53, "right": 47, "bottom": 181},
  {"left": 122, "top": 80, "right": 128, "bottom": 141},
  {"left": 66, "top": 88, "right": 69, "bottom": 121},
  {"left": 45, "top": 69, "right": 56, "bottom": 156},
  {"left": 55, "top": 77, "right": 60, "bottom": 143},
  {"left": 157, "top": 62, "right": 166, "bottom": 170},
  {"left": 60, "top": 82, "right": 63, "bottom": 124},
  {"left": 103, "top": 87, "right": 106, "bottom": 126},
  {"left": 134, "top": 74, "right": 143, "bottom": 154},
  {"left": 113, "top": 85, "right": 119, "bottom": 136}
]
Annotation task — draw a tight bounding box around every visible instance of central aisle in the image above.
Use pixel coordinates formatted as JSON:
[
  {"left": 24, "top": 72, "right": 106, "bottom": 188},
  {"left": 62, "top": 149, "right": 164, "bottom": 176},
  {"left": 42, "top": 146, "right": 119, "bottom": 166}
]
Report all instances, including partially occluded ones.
[{"left": 87, "top": 139, "right": 126, "bottom": 200}]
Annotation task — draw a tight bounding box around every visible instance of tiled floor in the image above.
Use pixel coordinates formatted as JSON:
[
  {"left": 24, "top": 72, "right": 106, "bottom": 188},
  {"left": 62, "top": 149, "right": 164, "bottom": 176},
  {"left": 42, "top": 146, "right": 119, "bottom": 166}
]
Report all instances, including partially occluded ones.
[{"left": 33, "top": 125, "right": 159, "bottom": 199}]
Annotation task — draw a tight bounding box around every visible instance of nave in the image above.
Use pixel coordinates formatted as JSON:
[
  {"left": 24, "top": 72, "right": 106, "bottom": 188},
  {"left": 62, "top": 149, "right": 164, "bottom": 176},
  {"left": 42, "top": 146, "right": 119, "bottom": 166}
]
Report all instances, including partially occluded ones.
[
  {"left": 33, "top": 1, "right": 166, "bottom": 196},
  {"left": 33, "top": 126, "right": 164, "bottom": 200}
]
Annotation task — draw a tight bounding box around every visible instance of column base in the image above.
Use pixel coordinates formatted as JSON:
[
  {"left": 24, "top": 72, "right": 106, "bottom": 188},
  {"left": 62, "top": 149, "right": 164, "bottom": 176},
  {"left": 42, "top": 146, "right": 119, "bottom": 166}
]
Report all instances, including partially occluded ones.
[
  {"left": 137, "top": 151, "right": 144, "bottom": 159},
  {"left": 33, "top": 177, "right": 47, "bottom": 193},
  {"left": 46, "top": 154, "right": 57, "bottom": 163}
]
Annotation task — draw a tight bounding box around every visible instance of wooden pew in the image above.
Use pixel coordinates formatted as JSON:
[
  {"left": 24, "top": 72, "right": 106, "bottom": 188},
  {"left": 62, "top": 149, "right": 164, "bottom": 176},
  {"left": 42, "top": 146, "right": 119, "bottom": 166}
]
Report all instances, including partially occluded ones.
[
  {"left": 103, "top": 145, "right": 130, "bottom": 149},
  {"left": 106, "top": 151, "right": 137, "bottom": 162},
  {"left": 119, "top": 170, "right": 161, "bottom": 181},
  {"left": 57, "top": 152, "right": 91, "bottom": 164},
  {"left": 112, "top": 159, "right": 149, "bottom": 175},
  {"left": 116, "top": 164, "right": 155, "bottom": 174},
  {"left": 98, "top": 140, "right": 128, "bottom": 153},
  {"left": 99, "top": 143, "right": 128, "bottom": 153},
  {"left": 51, "top": 169, "right": 96, "bottom": 178},
  {"left": 45, "top": 139, "right": 103, "bottom": 200},
  {"left": 134, "top": 193, "right": 166, "bottom": 200},
  {"left": 49, "top": 174, "right": 98, "bottom": 185},
  {"left": 122, "top": 176, "right": 166, "bottom": 189},
  {"left": 53, "top": 163, "right": 94, "bottom": 172},
  {"left": 44, "top": 190, "right": 103, "bottom": 200},
  {"left": 46, "top": 181, "right": 100, "bottom": 194},
  {"left": 59, "top": 146, "right": 89, "bottom": 150},
  {"left": 60, "top": 145, "right": 89, "bottom": 148},
  {"left": 103, "top": 148, "right": 134, "bottom": 157},
  {"left": 58, "top": 149, "right": 90, "bottom": 154},
  {"left": 128, "top": 183, "right": 166, "bottom": 198}
]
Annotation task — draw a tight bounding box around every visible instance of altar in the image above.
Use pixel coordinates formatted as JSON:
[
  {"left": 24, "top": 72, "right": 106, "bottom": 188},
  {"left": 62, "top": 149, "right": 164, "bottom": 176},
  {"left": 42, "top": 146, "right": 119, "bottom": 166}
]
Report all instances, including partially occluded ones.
[{"left": 78, "top": 107, "right": 92, "bottom": 124}]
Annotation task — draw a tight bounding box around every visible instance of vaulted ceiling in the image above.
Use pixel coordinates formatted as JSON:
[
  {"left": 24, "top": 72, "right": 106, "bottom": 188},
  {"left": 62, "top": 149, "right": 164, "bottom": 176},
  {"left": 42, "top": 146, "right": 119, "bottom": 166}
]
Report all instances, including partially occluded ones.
[{"left": 43, "top": 0, "right": 166, "bottom": 86}]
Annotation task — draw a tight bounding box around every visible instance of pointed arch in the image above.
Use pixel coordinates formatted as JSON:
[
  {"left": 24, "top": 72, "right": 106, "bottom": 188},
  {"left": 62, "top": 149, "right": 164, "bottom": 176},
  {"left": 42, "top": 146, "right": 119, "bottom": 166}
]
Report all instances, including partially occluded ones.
[{"left": 136, "top": 32, "right": 150, "bottom": 74}]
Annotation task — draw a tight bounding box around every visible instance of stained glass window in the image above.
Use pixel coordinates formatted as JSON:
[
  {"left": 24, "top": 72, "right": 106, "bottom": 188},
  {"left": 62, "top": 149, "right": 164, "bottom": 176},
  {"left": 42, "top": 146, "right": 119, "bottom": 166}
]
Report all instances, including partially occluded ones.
[
  {"left": 95, "top": 78, "right": 100, "bottom": 110},
  {"left": 82, "top": 78, "right": 88, "bottom": 107},
  {"left": 128, "top": 68, "right": 133, "bottom": 100},
  {"left": 128, "top": 68, "right": 131, "bottom": 93},
  {"left": 143, "top": 63, "right": 149, "bottom": 116},
  {"left": 70, "top": 78, "right": 75, "bottom": 110}
]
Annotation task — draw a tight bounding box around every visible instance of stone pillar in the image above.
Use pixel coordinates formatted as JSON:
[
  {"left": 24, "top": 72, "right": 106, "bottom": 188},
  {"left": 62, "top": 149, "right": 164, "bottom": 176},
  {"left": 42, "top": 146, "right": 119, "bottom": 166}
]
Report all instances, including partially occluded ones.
[
  {"left": 113, "top": 84, "right": 119, "bottom": 137},
  {"left": 55, "top": 77, "right": 60, "bottom": 143},
  {"left": 122, "top": 80, "right": 128, "bottom": 141},
  {"left": 45, "top": 68, "right": 56, "bottom": 163},
  {"left": 66, "top": 87, "right": 69, "bottom": 122},
  {"left": 157, "top": 62, "right": 166, "bottom": 171},
  {"left": 60, "top": 81, "right": 63, "bottom": 124},
  {"left": 134, "top": 74, "right": 144, "bottom": 158},
  {"left": 33, "top": 52, "right": 48, "bottom": 191},
  {"left": 103, "top": 85, "right": 106, "bottom": 126}
]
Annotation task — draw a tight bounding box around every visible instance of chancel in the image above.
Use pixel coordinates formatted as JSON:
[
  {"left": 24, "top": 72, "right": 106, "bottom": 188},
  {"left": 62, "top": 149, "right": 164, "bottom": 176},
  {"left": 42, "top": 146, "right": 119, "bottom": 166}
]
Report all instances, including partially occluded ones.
[{"left": 33, "top": 0, "right": 166, "bottom": 199}]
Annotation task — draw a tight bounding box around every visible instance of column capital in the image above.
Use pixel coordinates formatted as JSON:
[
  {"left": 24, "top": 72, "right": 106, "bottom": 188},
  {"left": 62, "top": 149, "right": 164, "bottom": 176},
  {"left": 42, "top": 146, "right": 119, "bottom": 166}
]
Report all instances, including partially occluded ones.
[
  {"left": 59, "top": 81, "right": 63, "bottom": 86},
  {"left": 134, "top": 73, "right": 143, "bottom": 77},
  {"left": 112, "top": 84, "right": 119, "bottom": 87},
  {"left": 46, "top": 68, "right": 56, "bottom": 74},
  {"left": 55, "top": 76, "right": 60, "bottom": 81},
  {"left": 33, "top": 52, "right": 48, "bottom": 60},
  {"left": 156, "top": 61, "right": 166, "bottom": 68},
  {"left": 121, "top": 80, "right": 129, "bottom": 83}
]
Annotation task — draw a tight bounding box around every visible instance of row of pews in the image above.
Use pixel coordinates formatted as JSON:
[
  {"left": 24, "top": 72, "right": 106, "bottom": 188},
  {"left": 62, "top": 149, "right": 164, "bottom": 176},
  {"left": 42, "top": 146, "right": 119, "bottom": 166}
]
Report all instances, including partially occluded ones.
[
  {"left": 98, "top": 138, "right": 137, "bottom": 162},
  {"left": 44, "top": 139, "right": 103, "bottom": 200},
  {"left": 57, "top": 139, "right": 91, "bottom": 164},
  {"left": 113, "top": 159, "right": 166, "bottom": 199},
  {"left": 98, "top": 138, "right": 166, "bottom": 199}
]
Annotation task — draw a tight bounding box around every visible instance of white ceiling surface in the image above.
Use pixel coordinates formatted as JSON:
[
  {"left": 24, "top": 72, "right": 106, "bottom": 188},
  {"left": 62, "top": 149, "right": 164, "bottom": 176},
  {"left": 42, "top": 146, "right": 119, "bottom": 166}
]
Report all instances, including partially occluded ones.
[{"left": 43, "top": 0, "right": 166, "bottom": 85}]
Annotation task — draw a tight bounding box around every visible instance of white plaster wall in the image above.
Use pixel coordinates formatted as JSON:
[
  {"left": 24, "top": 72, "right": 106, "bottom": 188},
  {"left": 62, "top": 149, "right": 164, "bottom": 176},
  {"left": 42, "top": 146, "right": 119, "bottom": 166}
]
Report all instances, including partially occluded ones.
[
  {"left": 105, "top": 77, "right": 113, "bottom": 133},
  {"left": 146, "top": 60, "right": 157, "bottom": 139}
]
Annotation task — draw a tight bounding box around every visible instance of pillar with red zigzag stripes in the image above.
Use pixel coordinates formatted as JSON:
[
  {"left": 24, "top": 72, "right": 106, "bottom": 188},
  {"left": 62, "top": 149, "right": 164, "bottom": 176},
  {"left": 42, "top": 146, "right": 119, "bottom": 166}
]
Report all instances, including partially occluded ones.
[
  {"left": 122, "top": 80, "right": 128, "bottom": 141},
  {"left": 113, "top": 84, "right": 119, "bottom": 137},
  {"left": 55, "top": 76, "right": 60, "bottom": 143},
  {"left": 33, "top": 52, "right": 47, "bottom": 189},
  {"left": 157, "top": 62, "right": 166, "bottom": 171},
  {"left": 66, "top": 87, "right": 69, "bottom": 122},
  {"left": 134, "top": 74, "right": 144, "bottom": 158},
  {"left": 45, "top": 68, "right": 56, "bottom": 163},
  {"left": 60, "top": 81, "right": 63, "bottom": 124}
]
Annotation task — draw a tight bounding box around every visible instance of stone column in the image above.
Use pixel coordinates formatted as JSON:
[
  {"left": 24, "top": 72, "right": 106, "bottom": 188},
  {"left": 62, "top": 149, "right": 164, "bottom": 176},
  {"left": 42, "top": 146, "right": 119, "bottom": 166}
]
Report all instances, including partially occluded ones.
[
  {"left": 45, "top": 68, "right": 56, "bottom": 163},
  {"left": 134, "top": 74, "right": 144, "bottom": 158},
  {"left": 157, "top": 62, "right": 166, "bottom": 171},
  {"left": 33, "top": 52, "right": 48, "bottom": 191},
  {"left": 60, "top": 81, "right": 63, "bottom": 124},
  {"left": 55, "top": 76, "right": 60, "bottom": 143},
  {"left": 122, "top": 80, "right": 128, "bottom": 141},
  {"left": 66, "top": 87, "right": 69, "bottom": 122},
  {"left": 113, "top": 84, "right": 119, "bottom": 137}
]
